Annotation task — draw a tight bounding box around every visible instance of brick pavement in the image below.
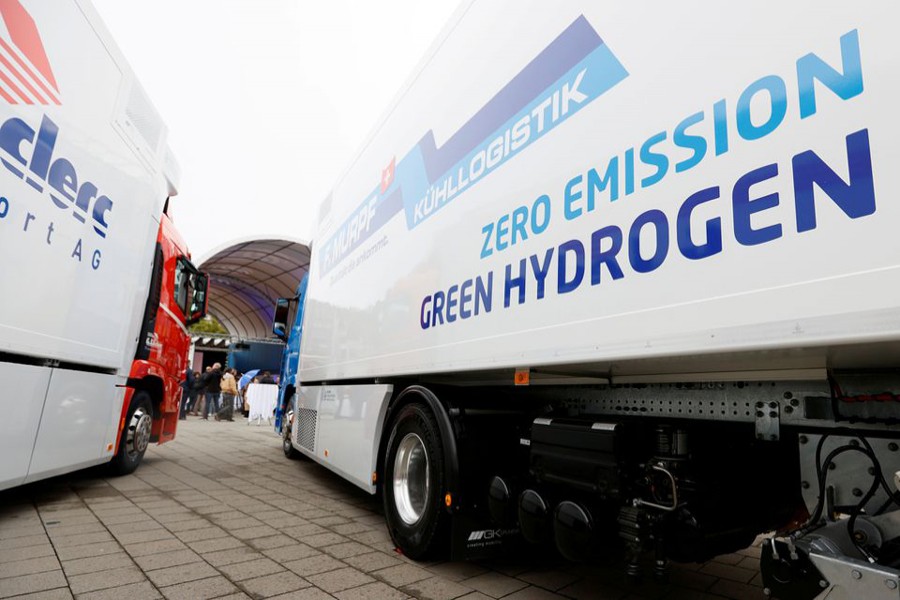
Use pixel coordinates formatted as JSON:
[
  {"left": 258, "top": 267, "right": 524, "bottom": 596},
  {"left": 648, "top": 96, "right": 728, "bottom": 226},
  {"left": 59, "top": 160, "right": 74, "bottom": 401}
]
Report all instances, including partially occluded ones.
[{"left": 0, "top": 419, "right": 767, "bottom": 599}]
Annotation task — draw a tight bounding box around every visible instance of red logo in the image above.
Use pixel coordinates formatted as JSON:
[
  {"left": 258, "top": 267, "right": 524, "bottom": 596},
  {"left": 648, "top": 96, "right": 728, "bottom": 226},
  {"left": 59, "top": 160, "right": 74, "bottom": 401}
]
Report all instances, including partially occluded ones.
[
  {"left": 0, "top": 0, "right": 59, "bottom": 105},
  {"left": 380, "top": 156, "right": 395, "bottom": 193}
]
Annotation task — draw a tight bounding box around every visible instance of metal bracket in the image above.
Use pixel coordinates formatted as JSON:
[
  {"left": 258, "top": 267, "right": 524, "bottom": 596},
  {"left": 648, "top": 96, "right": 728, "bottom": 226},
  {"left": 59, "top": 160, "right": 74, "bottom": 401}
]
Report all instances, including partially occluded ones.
[
  {"left": 808, "top": 551, "right": 900, "bottom": 600},
  {"left": 798, "top": 435, "right": 900, "bottom": 518},
  {"left": 755, "top": 400, "right": 780, "bottom": 441},
  {"left": 632, "top": 464, "right": 679, "bottom": 512}
]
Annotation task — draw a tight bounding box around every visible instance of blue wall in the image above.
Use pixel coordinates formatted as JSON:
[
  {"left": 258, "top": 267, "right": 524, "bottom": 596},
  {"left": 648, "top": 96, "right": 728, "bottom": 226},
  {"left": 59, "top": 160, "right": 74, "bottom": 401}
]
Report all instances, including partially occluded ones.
[{"left": 227, "top": 342, "right": 284, "bottom": 374}]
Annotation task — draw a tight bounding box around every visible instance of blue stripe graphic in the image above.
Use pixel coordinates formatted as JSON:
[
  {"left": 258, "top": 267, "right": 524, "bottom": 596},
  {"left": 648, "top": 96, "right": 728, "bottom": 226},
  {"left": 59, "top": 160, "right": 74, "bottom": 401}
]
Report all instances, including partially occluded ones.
[
  {"left": 416, "top": 15, "right": 606, "bottom": 181},
  {"left": 319, "top": 15, "right": 628, "bottom": 276}
]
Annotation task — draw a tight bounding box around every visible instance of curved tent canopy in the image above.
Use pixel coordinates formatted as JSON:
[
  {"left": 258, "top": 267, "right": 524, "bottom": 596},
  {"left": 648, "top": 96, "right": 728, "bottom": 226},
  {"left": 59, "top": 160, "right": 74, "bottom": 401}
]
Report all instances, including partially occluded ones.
[{"left": 196, "top": 236, "right": 311, "bottom": 339}]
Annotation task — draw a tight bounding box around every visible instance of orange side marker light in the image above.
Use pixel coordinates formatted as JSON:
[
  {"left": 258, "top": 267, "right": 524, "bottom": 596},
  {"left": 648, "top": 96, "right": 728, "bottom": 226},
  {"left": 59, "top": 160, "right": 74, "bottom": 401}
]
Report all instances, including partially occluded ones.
[{"left": 514, "top": 368, "right": 530, "bottom": 386}]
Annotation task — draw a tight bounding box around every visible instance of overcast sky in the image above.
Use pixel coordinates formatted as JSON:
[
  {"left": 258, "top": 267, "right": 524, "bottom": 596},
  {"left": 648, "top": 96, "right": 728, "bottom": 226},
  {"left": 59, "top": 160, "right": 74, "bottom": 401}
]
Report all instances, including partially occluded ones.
[{"left": 91, "top": 1, "right": 459, "bottom": 260}]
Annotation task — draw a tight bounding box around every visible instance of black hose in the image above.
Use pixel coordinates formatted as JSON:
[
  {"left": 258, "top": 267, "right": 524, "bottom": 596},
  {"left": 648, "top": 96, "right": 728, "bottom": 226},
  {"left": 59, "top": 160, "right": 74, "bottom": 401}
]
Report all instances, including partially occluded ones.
[
  {"left": 799, "top": 439, "right": 885, "bottom": 561},
  {"left": 856, "top": 436, "right": 900, "bottom": 513},
  {"left": 800, "top": 445, "right": 873, "bottom": 534},
  {"left": 847, "top": 469, "right": 881, "bottom": 562},
  {"left": 808, "top": 432, "right": 900, "bottom": 525}
]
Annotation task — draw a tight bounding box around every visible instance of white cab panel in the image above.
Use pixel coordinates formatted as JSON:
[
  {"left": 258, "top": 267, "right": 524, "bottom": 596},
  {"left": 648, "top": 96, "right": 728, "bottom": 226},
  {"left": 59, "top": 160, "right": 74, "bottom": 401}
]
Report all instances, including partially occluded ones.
[
  {"left": 25, "top": 369, "right": 119, "bottom": 483},
  {"left": 0, "top": 362, "right": 51, "bottom": 491},
  {"left": 298, "top": 384, "right": 393, "bottom": 493}
]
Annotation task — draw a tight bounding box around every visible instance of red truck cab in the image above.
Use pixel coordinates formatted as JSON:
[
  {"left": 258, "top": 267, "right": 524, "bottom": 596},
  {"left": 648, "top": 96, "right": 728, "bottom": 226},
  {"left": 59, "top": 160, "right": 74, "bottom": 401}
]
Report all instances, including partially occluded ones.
[{"left": 112, "top": 208, "right": 207, "bottom": 473}]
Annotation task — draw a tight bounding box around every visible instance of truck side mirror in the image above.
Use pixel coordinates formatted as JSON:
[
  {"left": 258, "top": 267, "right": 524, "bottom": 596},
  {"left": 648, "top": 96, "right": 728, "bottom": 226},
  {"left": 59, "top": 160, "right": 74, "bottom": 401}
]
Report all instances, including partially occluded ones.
[
  {"left": 273, "top": 297, "right": 290, "bottom": 340},
  {"left": 188, "top": 272, "right": 208, "bottom": 325}
]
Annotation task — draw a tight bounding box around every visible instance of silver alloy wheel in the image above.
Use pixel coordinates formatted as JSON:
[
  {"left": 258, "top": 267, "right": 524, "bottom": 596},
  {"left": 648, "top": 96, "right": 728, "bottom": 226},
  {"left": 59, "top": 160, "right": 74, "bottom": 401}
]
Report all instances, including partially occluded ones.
[
  {"left": 126, "top": 407, "right": 152, "bottom": 459},
  {"left": 393, "top": 433, "right": 430, "bottom": 525},
  {"left": 283, "top": 425, "right": 293, "bottom": 453}
]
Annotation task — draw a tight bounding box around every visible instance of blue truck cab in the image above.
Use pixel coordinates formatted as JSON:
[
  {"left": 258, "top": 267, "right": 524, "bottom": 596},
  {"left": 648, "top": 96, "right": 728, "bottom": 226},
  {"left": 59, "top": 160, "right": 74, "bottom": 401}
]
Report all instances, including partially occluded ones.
[{"left": 272, "top": 274, "right": 308, "bottom": 437}]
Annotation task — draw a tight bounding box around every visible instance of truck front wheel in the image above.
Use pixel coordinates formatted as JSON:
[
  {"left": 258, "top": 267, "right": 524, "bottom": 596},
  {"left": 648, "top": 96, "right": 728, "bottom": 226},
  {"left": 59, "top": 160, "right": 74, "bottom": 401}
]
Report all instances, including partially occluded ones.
[
  {"left": 108, "top": 391, "right": 153, "bottom": 475},
  {"left": 383, "top": 402, "right": 449, "bottom": 559},
  {"left": 282, "top": 413, "right": 301, "bottom": 460}
]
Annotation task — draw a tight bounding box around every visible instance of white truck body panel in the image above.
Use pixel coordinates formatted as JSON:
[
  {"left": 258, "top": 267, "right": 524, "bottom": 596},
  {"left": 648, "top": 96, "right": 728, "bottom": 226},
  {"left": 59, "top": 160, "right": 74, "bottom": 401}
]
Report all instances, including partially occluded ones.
[
  {"left": 300, "top": 1, "right": 900, "bottom": 383},
  {"left": 0, "top": 363, "right": 50, "bottom": 489},
  {"left": 24, "top": 370, "right": 121, "bottom": 483},
  {"left": 0, "top": 0, "right": 167, "bottom": 371},
  {"left": 0, "top": 0, "right": 174, "bottom": 490},
  {"left": 296, "top": 384, "right": 393, "bottom": 493}
]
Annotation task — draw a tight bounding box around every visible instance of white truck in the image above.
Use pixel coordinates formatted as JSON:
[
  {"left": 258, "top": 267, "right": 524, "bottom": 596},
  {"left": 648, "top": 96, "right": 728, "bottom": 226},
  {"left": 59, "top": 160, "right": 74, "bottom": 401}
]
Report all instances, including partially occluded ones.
[
  {"left": 0, "top": 0, "right": 206, "bottom": 490},
  {"left": 277, "top": 2, "right": 900, "bottom": 597}
]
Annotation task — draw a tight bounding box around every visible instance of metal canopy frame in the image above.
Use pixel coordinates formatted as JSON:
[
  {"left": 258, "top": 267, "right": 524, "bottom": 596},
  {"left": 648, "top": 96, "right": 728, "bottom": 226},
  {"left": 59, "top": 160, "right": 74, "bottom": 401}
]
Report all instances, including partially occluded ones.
[{"left": 196, "top": 236, "right": 311, "bottom": 339}]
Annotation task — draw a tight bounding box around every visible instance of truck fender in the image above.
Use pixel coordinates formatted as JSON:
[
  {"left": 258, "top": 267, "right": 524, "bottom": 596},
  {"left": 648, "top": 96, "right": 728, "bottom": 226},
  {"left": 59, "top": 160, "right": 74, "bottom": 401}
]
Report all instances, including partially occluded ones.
[
  {"left": 382, "top": 385, "right": 460, "bottom": 512},
  {"left": 127, "top": 360, "right": 178, "bottom": 413},
  {"left": 125, "top": 360, "right": 176, "bottom": 442}
]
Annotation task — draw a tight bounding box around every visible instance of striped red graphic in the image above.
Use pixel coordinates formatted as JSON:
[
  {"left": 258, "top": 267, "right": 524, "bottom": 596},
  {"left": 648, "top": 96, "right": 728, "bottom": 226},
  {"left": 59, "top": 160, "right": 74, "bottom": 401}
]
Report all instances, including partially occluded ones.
[{"left": 0, "top": 0, "right": 59, "bottom": 105}]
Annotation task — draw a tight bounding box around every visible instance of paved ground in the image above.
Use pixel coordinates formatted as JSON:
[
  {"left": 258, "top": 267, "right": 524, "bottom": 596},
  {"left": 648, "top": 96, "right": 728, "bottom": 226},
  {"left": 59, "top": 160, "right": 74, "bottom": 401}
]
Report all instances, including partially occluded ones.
[{"left": 0, "top": 418, "right": 768, "bottom": 600}]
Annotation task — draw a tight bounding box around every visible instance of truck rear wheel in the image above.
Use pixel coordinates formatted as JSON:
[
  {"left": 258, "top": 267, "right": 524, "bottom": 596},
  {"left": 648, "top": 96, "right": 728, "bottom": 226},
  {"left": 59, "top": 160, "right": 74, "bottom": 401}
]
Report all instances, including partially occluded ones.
[
  {"left": 108, "top": 391, "right": 153, "bottom": 475},
  {"left": 383, "top": 402, "right": 449, "bottom": 559}
]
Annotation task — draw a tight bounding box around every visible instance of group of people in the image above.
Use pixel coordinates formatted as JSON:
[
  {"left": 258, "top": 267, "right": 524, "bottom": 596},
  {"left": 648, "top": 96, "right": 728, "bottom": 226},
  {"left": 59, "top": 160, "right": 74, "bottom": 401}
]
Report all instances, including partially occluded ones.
[{"left": 179, "top": 363, "right": 277, "bottom": 422}]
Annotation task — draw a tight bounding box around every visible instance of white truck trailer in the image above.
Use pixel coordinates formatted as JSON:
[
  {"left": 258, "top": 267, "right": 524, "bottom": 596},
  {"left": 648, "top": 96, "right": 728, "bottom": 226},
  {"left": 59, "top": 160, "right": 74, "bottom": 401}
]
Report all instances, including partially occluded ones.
[
  {"left": 0, "top": 0, "right": 206, "bottom": 490},
  {"left": 279, "top": 2, "right": 900, "bottom": 596}
]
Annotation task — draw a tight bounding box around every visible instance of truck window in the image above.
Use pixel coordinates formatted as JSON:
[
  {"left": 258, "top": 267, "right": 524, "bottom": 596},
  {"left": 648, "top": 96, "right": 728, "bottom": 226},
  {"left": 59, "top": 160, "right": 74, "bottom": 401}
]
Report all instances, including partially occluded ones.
[{"left": 173, "top": 257, "right": 196, "bottom": 317}]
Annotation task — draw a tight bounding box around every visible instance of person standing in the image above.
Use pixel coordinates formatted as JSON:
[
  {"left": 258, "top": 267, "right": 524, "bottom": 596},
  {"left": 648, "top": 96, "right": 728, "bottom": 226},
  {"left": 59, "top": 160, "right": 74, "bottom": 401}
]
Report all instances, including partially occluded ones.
[
  {"left": 201, "top": 363, "right": 223, "bottom": 420},
  {"left": 188, "top": 371, "right": 203, "bottom": 414},
  {"left": 217, "top": 368, "right": 238, "bottom": 421},
  {"left": 232, "top": 371, "right": 244, "bottom": 411},
  {"left": 179, "top": 367, "right": 194, "bottom": 420},
  {"left": 193, "top": 366, "right": 211, "bottom": 416}
]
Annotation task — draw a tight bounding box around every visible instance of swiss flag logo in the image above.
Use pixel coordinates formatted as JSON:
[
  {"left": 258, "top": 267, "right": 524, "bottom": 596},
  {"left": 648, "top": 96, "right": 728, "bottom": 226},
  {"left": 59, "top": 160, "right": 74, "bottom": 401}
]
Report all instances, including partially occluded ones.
[
  {"left": 380, "top": 157, "right": 395, "bottom": 194},
  {"left": 0, "top": 0, "right": 60, "bottom": 105}
]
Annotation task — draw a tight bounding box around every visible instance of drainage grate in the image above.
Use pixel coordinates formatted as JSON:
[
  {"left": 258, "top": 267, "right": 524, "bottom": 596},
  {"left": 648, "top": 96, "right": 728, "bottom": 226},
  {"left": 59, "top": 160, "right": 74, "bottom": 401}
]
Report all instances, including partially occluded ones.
[{"left": 297, "top": 408, "right": 317, "bottom": 452}]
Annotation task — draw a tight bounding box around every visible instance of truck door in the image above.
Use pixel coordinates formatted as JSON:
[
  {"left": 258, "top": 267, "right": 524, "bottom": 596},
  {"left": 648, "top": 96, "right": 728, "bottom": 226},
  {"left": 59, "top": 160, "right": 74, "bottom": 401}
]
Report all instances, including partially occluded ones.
[{"left": 274, "top": 274, "right": 308, "bottom": 429}]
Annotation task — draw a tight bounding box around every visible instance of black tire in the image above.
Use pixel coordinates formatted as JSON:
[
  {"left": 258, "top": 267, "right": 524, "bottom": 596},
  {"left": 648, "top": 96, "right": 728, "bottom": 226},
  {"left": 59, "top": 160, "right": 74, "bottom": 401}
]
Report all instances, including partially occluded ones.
[
  {"left": 283, "top": 417, "right": 301, "bottom": 460},
  {"left": 108, "top": 391, "right": 153, "bottom": 476},
  {"left": 383, "top": 402, "right": 449, "bottom": 560}
]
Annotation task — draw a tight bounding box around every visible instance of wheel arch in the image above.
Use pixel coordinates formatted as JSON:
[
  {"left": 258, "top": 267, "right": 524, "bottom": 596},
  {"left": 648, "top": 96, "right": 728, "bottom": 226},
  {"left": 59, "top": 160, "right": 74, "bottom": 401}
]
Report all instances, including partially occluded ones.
[
  {"left": 378, "top": 384, "right": 459, "bottom": 510},
  {"left": 279, "top": 383, "right": 297, "bottom": 431},
  {"left": 108, "top": 386, "right": 155, "bottom": 476},
  {"left": 127, "top": 375, "right": 164, "bottom": 416},
  {"left": 283, "top": 383, "right": 297, "bottom": 404},
  {"left": 126, "top": 374, "right": 165, "bottom": 442}
]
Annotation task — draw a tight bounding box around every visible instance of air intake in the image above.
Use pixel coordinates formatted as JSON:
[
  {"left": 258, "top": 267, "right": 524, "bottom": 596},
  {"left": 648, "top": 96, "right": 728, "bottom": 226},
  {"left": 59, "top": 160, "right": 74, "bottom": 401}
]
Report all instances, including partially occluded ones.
[{"left": 297, "top": 408, "right": 317, "bottom": 451}]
